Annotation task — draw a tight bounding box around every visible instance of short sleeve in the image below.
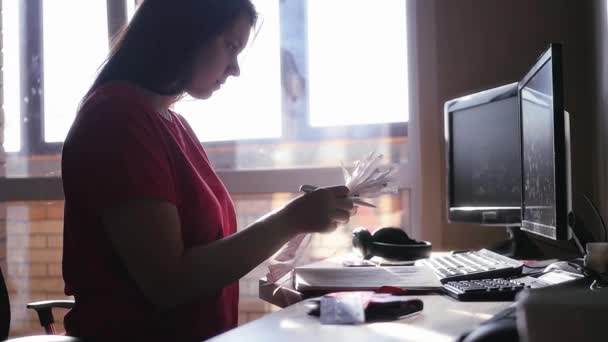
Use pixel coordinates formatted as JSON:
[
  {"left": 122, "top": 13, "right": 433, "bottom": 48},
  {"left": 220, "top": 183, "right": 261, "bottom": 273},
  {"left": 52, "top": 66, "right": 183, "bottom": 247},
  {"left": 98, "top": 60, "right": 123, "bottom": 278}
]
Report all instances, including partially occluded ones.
[{"left": 62, "top": 96, "right": 177, "bottom": 211}]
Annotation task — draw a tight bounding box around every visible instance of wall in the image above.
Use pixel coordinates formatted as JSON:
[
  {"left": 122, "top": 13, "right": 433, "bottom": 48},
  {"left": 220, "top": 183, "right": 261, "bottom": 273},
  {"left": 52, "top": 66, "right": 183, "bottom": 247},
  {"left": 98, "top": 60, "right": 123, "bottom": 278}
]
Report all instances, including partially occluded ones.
[
  {"left": 1, "top": 201, "right": 68, "bottom": 336},
  {"left": 0, "top": 0, "right": 5, "bottom": 173},
  {"left": 413, "top": 0, "right": 599, "bottom": 250},
  {"left": 594, "top": 0, "right": 608, "bottom": 226},
  {"left": 0, "top": 198, "right": 282, "bottom": 336}
]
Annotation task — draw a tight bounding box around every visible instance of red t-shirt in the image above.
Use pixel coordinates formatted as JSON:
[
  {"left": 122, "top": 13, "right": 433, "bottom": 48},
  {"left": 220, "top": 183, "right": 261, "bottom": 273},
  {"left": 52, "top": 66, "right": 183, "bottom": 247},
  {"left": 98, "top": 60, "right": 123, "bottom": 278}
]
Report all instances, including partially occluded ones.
[{"left": 61, "top": 82, "right": 238, "bottom": 341}]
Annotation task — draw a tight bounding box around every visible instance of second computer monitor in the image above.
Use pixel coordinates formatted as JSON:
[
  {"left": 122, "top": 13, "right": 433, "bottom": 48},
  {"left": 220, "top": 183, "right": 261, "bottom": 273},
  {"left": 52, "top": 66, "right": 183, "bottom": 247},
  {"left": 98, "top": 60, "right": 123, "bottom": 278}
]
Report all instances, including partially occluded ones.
[
  {"left": 519, "top": 43, "right": 571, "bottom": 241},
  {"left": 444, "top": 83, "right": 522, "bottom": 226}
]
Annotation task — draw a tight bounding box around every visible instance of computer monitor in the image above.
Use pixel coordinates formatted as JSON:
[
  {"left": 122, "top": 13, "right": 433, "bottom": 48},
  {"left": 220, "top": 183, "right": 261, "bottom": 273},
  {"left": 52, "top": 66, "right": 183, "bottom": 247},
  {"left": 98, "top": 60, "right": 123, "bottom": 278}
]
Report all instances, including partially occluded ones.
[
  {"left": 518, "top": 43, "right": 573, "bottom": 241},
  {"left": 444, "top": 83, "right": 522, "bottom": 226}
]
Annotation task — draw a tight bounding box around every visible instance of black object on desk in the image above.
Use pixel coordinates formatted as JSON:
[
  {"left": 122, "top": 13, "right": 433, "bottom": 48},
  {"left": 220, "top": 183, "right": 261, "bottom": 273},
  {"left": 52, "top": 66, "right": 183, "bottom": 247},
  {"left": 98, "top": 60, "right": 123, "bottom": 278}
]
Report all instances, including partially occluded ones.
[
  {"left": 443, "top": 261, "right": 585, "bottom": 302},
  {"left": 307, "top": 296, "right": 424, "bottom": 322},
  {"left": 352, "top": 227, "right": 432, "bottom": 261},
  {"left": 457, "top": 260, "right": 591, "bottom": 342},
  {"left": 443, "top": 278, "right": 526, "bottom": 301}
]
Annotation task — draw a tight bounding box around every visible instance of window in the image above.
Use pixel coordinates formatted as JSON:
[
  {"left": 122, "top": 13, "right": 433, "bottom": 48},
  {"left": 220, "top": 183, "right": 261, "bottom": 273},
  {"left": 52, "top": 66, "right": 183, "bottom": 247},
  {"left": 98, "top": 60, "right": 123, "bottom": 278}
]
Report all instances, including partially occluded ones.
[
  {"left": 174, "top": 0, "right": 283, "bottom": 142},
  {"left": 1, "top": 0, "right": 412, "bottom": 228},
  {"left": 42, "top": 0, "right": 109, "bottom": 144},
  {"left": 1, "top": 2, "right": 414, "bottom": 334},
  {"left": 1, "top": 0, "right": 133, "bottom": 154},
  {"left": 3, "top": 0, "right": 409, "bottom": 154},
  {"left": 307, "top": 0, "right": 409, "bottom": 128},
  {"left": 177, "top": 0, "right": 409, "bottom": 143}
]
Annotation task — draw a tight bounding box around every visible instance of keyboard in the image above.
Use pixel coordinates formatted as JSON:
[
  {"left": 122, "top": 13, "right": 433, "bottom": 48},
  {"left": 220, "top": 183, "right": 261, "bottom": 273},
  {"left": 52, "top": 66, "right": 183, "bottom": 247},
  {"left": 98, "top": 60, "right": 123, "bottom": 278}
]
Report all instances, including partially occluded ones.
[
  {"left": 443, "top": 278, "right": 528, "bottom": 301},
  {"left": 418, "top": 249, "right": 524, "bottom": 284}
]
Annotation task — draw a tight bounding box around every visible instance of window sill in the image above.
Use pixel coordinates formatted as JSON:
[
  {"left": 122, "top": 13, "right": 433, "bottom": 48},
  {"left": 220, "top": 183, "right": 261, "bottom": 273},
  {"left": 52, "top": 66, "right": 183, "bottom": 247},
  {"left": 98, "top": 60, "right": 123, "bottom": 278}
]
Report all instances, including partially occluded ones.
[
  {"left": 0, "top": 176, "right": 64, "bottom": 202},
  {"left": 1, "top": 142, "right": 411, "bottom": 203}
]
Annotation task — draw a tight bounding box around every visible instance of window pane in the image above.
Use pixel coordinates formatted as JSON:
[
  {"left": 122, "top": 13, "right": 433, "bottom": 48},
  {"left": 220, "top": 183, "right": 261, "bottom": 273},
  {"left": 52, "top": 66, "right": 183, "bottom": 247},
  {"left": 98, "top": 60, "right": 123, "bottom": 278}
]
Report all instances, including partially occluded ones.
[
  {"left": 127, "top": 0, "right": 137, "bottom": 20},
  {"left": 2, "top": 0, "right": 21, "bottom": 152},
  {"left": 307, "top": 0, "right": 409, "bottom": 127},
  {"left": 174, "top": 0, "right": 282, "bottom": 142},
  {"left": 42, "top": 0, "right": 109, "bottom": 143}
]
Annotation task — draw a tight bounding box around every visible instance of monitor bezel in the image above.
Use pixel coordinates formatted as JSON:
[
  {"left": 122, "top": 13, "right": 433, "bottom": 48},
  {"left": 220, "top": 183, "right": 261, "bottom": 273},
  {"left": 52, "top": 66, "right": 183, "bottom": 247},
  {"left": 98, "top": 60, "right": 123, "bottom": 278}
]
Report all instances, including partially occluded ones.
[
  {"left": 518, "top": 43, "right": 570, "bottom": 240},
  {"left": 444, "top": 82, "right": 521, "bottom": 227}
]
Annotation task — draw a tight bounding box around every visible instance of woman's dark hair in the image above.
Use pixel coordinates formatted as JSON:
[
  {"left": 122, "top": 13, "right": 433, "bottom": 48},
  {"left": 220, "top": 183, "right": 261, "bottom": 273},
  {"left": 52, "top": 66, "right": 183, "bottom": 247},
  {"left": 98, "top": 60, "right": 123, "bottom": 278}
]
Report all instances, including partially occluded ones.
[{"left": 91, "top": 0, "right": 257, "bottom": 96}]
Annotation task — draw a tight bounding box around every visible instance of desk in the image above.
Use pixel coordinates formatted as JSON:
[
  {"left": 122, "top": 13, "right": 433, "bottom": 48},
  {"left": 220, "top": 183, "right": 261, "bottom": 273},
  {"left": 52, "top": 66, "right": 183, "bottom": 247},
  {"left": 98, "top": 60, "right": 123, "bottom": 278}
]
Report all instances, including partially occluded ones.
[
  {"left": 210, "top": 256, "right": 513, "bottom": 342},
  {"left": 210, "top": 294, "right": 510, "bottom": 341}
]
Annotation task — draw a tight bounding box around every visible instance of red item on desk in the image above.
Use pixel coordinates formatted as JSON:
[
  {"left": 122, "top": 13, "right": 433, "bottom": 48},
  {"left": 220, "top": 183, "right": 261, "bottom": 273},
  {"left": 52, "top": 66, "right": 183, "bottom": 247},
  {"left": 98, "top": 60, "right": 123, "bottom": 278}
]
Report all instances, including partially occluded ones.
[{"left": 376, "top": 286, "right": 408, "bottom": 295}]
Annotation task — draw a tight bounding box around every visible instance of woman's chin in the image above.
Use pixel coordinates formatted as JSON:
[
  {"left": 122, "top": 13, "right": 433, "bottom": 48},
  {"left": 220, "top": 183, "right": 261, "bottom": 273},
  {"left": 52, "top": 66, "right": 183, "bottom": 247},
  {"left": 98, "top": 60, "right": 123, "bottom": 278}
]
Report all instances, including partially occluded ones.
[{"left": 187, "top": 89, "right": 213, "bottom": 100}]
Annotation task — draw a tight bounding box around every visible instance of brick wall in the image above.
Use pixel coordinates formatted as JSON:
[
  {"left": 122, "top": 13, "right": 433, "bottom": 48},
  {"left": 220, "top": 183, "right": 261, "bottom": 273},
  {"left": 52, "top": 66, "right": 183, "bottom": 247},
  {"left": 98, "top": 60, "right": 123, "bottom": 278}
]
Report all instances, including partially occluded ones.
[
  {"left": 1, "top": 201, "right": 69, "bottom": 337},
  {"left": 0, "top": 198, "right": 278, "bottom": 337}
]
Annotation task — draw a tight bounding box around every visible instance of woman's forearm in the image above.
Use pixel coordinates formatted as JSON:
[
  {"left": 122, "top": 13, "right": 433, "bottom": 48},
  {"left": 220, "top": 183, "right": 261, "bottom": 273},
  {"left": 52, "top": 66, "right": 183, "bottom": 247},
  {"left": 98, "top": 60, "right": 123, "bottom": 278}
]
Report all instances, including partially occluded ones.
[
  {"left": 104, "top": 189, "right": 350, "bottom": 310},
  {"left": 163, "top": 212, "right": 297, "bottom": 307}
]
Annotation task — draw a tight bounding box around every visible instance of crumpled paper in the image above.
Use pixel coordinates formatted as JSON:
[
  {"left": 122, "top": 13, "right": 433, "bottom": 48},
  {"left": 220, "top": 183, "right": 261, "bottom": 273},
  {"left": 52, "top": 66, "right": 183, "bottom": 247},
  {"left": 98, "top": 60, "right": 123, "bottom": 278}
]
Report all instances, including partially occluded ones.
[
  {"left": 343, "top": 152, "right": 399, "bottom": 198},
  {"left": 265, "top": 152, "right": 398, "bottom": 284}
]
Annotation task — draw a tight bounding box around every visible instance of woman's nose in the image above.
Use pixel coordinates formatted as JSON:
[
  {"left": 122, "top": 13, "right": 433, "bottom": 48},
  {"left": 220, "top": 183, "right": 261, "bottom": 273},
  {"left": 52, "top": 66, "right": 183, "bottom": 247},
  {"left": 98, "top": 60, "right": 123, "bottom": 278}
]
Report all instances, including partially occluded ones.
[{"left": 228, "top": 60, "right": 240, "bottom": 77}]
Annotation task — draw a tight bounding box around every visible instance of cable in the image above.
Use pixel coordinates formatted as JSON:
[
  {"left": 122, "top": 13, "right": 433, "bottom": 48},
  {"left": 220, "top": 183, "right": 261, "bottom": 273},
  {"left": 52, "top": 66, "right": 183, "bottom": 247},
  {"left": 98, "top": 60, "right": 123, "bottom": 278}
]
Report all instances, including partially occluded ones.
[
  {"left": 559, "top": 261, "right": 608, "bottom": 291},
  {"left": 522, "top": 265, "right": 549, "bottom": 269},
  {"left": 523, "top": 256, "right": 580, "bottom": 269},
  {"left": 575, "top": 192, "right": 608, "bottom": 243},
  {"left": 565, "top": 261, "right": 587, "bottom": 275}
]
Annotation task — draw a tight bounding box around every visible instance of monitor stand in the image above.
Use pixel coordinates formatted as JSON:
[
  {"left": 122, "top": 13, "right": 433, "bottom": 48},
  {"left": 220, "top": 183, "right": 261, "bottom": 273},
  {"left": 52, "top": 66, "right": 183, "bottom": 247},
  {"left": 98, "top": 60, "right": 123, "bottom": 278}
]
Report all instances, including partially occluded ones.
[
  {"left": 489, "top": 226, "right": 543, "bottom": 259},
  {"left": 569, "top": 211, "right": 593, "bottom": 256}
]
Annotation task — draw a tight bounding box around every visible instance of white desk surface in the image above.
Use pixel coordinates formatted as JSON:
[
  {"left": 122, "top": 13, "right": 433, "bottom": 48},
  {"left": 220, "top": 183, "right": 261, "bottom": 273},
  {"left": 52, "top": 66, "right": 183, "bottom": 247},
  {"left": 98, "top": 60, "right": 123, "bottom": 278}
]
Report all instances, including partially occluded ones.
[{"left": 210, "top": 294, "right": 510, "bottom": 342}]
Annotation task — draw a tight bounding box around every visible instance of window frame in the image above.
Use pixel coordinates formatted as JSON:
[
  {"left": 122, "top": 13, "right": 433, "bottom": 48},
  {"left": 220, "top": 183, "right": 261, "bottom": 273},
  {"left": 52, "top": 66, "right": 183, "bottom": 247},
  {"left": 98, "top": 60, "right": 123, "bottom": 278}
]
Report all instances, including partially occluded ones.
[
  {"left": 19, "top": 0, "right": 46, "bottom": 155},
  {"left": 5, "top": 0, "right": 416, "bottom": 239}
]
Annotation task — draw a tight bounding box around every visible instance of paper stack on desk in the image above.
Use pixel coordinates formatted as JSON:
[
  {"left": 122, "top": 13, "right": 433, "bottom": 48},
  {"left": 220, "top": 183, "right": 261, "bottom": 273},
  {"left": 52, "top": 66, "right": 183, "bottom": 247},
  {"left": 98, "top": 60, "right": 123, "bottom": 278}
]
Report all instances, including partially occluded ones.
[{"left": 294, "top": 263, "right": 442, "bottom": 292}]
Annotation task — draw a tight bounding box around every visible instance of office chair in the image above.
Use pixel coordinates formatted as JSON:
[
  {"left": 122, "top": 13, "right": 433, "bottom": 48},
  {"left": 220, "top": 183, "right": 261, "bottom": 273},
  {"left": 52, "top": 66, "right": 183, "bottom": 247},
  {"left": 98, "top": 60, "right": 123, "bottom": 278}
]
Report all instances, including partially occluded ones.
[{"left": 1, "top": 266, "right": 80, "bottom": 341}]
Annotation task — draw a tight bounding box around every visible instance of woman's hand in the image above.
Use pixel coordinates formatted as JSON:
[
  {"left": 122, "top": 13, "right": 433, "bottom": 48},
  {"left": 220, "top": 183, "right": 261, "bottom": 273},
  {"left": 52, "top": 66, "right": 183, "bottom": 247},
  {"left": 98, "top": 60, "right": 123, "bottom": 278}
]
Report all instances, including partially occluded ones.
[{"left": 278, "top": 185, "right": 356, "bottom": 234}]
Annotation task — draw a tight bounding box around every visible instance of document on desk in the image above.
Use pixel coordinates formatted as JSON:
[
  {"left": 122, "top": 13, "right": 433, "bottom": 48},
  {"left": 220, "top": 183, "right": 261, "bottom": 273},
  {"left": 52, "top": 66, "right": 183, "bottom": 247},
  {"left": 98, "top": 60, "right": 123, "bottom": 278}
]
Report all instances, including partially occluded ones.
[{"left": 294, "top": 265, "right": 442, "bottom": 292}]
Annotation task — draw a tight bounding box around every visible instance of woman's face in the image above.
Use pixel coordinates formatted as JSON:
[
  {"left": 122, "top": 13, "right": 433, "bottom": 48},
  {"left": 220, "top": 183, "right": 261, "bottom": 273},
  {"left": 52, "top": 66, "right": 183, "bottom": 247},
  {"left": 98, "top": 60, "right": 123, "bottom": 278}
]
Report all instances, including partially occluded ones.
[{"left": 186, "top": 15, "right": 252, "bottom": 99}]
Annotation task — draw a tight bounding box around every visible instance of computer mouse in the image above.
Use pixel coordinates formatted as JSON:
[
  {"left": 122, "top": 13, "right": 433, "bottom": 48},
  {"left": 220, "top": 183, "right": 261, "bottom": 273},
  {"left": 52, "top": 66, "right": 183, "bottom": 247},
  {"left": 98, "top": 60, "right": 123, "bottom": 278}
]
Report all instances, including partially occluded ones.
[{"left": 542, "top": 261, "right": 582, "bottom": 274}]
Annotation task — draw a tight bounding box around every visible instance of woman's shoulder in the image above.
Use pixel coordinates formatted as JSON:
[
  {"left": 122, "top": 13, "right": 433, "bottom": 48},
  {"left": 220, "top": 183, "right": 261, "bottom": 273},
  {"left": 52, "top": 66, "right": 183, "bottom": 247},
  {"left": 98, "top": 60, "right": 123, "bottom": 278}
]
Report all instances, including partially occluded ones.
[
  {"left": 80, "top": 82, "right": 154, "bottom": 118},
  {"left": 68, "top": 82, "right": 162, "bottom": 146}
]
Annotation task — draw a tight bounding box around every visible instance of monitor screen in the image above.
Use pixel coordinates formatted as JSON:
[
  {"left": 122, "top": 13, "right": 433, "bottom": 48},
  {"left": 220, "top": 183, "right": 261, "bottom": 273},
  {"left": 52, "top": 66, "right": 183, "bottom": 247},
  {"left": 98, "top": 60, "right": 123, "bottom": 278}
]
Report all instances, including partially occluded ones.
[
  {"left": 519, "top": 43, "right": 571, "bottom": 240},
  {"left": 444, "top": 83, "right": 521, "bottom": 226}
]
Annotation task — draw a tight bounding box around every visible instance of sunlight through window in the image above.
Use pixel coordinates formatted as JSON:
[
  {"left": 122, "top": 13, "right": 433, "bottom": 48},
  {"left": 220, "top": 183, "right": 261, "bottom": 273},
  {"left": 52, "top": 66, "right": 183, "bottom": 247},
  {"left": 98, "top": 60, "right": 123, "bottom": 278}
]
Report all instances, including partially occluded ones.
[
  {"left": 307, "top": 0, "right": 409, "bottom": 127},
  {"left": 127, "top": 0, "right": 137, "bottom": 20},
  {"left": 4, "top": 0, "right": 410, "bottom": 155},
  {"left": 174, "top": 0, "right": 282, "bottom": 142},
  {"left": 42, "top": 0, "right": 109, "bottom": 143}
]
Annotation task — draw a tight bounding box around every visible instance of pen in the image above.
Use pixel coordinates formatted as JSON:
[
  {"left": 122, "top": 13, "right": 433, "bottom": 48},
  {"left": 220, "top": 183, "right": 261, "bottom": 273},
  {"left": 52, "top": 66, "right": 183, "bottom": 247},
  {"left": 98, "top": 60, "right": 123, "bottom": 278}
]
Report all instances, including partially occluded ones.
[{"left": 299, "top": 184, "right": 377, "bottom": 208}]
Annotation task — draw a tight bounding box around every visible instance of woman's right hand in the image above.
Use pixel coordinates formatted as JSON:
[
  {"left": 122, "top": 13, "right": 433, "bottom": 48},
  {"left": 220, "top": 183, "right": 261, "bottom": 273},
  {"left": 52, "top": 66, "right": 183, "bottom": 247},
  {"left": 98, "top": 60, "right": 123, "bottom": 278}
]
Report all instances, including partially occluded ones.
[{"left": 277, "top": 185, "right": 356, "bottom": 234}]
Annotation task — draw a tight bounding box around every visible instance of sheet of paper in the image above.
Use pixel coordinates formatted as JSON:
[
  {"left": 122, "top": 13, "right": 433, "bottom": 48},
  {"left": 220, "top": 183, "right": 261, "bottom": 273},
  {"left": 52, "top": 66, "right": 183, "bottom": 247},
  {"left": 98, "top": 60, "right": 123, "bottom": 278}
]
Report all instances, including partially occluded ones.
[{"left": 294, "top": 265, "right": 442, "bottom": 291}]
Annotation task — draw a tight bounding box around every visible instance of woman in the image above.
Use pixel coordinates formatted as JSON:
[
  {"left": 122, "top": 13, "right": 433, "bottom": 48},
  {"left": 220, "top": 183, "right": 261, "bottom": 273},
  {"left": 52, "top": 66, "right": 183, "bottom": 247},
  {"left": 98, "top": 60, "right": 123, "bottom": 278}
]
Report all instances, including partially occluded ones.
[{"left": 60, "top": 0, "right": 354, "bottom": 340}]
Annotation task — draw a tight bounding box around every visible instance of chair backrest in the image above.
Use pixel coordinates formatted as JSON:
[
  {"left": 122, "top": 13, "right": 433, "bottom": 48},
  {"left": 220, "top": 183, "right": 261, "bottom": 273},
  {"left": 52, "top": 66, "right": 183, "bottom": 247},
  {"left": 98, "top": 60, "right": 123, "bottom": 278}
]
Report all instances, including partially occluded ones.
[{"left": 1, "top": 266, "right": 11, "bottom": 340}]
